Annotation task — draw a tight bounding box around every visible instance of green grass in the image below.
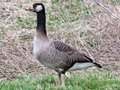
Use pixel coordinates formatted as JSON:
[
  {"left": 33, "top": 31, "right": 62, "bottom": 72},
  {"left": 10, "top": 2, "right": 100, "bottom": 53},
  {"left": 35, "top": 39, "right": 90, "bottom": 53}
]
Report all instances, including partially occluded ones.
[
  {"left": 45, "top": 0, "right": 92, "bottom": 32},
  {"left": 17, "top": 17, "right": 36, "bottom": 29},
  {"left": 0, "top": 31, "right": 4, "bottom": 39},
  {"left": 19, "top": 34, "right": 34, "bottom": 40},
  {"left": 1, "top": 0, "right": 120, "bottom": 90},
  {"left": 0, "top": 72, "right": 120, "bottom": 90}
]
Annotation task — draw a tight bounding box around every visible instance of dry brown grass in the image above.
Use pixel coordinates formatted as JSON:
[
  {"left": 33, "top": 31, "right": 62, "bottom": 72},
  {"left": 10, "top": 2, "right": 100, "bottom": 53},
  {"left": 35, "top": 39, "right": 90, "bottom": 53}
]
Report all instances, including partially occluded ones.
[{"left": 0, "top": 0, "right": 120, "bottom": 81}]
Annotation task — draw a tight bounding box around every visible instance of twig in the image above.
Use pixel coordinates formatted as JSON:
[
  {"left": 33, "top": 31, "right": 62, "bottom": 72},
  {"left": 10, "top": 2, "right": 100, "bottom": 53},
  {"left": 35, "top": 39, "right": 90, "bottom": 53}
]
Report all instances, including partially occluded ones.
[
  {"left": 74, "top": 33, "right": 94, "bottom": 60},
  {"left": 69, "top": 29, "right": 94, "bottom": 59},
  {"left": 2, "top": 49, "right": 26, "bottom": 76},
  {"left": 112, "top": 0, "right": 118, "bottom": 6},
  {"left": 112, "top": 0, "right": 120, "bottom": 12},
  {"left": 90, "top": 0, "right": 120, "bottom": 20},
  {"left": 0, "top": 71, "right": 11, "bottom": 80},
  {"left": 96, "top": 16, "right": 120, "bottom": 30}
]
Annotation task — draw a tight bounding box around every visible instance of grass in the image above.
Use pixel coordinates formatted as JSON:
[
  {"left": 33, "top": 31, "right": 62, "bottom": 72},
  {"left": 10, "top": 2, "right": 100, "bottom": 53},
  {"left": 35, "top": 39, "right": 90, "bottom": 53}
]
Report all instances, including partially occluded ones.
[
  {"left": 16, "top": 17, "right": 36, "bottom": 29},
  {"left": 0, "top": 31, "right": 4, "bottom": 39},
  {"left": 0, "top": 0, "right": 120, "bottom": 90},
  {"left": 0, "top": 72, "right": 120, "bottom": 90}
]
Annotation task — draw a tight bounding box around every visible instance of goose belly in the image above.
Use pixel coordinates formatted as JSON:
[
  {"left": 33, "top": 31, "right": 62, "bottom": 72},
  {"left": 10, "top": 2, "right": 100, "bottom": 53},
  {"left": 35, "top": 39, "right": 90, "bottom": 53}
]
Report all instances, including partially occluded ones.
[
  {"left": 33, "top": 43, "right": 59, "bottom": 70},
  {"left": 34, "top": 49, "right": 58, "bottom": 70},
  {"left": 68, "top": 63, "right": 95, "bottom": 71}
]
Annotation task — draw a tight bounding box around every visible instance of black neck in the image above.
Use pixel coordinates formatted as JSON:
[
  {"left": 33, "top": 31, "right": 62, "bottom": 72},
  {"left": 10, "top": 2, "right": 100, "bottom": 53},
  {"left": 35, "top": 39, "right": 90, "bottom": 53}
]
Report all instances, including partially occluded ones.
[{"left": 37, "top": 11, "right": 47, "bottom": 35}]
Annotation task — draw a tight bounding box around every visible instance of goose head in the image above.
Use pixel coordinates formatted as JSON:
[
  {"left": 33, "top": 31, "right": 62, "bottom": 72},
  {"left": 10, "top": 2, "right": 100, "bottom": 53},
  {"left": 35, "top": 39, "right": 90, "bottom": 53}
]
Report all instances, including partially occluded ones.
[
  {"left": 26, "top": 3, "right": 47, "bottom": 35},
  {"left": 25, "top": 3, "right": 45, "bottom": 13}
]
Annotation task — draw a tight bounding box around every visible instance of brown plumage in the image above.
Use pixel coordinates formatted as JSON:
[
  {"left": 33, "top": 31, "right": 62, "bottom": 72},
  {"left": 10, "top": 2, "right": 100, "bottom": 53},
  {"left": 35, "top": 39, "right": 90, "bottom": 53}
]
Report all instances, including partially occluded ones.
[{"left": 26, "top": 3, "right": 102, "bottom": 85}]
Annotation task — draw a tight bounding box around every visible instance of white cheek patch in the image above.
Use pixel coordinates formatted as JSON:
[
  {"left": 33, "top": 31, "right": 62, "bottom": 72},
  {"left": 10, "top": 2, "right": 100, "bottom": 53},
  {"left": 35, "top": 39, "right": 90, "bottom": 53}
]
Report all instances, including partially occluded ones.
[{"left": 36, "top": 5, "right": 43, "bottom": 12}]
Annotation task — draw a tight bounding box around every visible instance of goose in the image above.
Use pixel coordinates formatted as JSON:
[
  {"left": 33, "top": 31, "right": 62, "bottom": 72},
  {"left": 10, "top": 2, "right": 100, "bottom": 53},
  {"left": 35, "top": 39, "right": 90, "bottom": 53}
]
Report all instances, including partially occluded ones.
[{"left": 26, "top": 3, "right": 103, "bottom": 85}]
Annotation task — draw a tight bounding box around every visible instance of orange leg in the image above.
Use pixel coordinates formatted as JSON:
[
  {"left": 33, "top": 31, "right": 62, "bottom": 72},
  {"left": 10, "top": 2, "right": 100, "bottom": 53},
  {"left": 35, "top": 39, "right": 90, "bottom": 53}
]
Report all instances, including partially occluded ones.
[{"left": 62, "top": 73, "right": 65, "bottom": 86}]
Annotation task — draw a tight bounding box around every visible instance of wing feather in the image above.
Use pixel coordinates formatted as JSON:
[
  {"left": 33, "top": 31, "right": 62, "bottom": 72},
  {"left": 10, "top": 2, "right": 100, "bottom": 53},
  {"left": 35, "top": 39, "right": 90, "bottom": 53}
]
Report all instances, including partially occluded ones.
[
  {"left": 52, "top": 40, "right": 93, "bottom": 63},
  {"left": 52, "top": 40, "right": 102, "bottom": 70}
]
